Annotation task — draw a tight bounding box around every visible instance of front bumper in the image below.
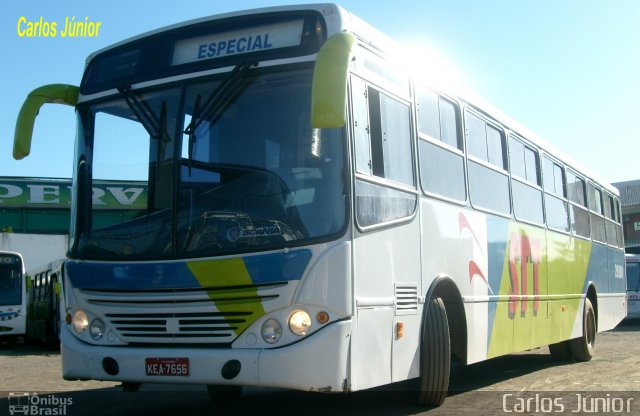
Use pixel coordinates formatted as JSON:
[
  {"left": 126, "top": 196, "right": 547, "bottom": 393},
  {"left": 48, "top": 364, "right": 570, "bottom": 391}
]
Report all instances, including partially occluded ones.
[{"left": 62, "top": 319, "right": 351, "bottom": 392}]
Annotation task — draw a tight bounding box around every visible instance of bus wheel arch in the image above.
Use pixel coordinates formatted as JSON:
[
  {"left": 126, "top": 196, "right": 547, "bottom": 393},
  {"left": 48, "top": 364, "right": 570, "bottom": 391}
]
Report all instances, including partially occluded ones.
[
  {"left": 586, "top": 284, "right": 598, "bottom": 332},
  {"left": 426, "top": 276, "right": 467, "bottom": 364},
  {"left": 570, "top": 284, "right": 598, "bottom": 362},
  {"left": 409, "top": 276, "right": 466, "bottom": 406}
]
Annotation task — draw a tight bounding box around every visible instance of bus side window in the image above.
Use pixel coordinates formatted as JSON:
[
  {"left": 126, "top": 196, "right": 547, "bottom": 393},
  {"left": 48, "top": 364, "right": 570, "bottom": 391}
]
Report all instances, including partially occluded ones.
[
  {"left": 352, "top": 76, "right": 417, "bottom": 228},
  {"left": 542, "top": 156, "right": 570, "bottom": 233},
  {"left": 566, "top": 170, "right": 590, "bottom": 238},
  {"left": 34, "top": 274, "right": 40, "bottom": 302},
  {"left": 587, "top": 183, "right": 606, "bottom": 243},
  {"left": 465, "top": 110, "right": 510, "bottom": 215},
  {"left": 509, "top": 135, "right": 543, "bottom": 224},
  {"left": 46, "top": 272, "right": 52, "bottom": 300},
  {"left": 417, "top": 86, "right": 466, "bottom": 202},
  {"left": 614, "top": 197, "right": 623, "bottom": 247},
  {"left": 38, "top": 274, "right": 44, "bottom": 302},
  {"left": 604, "top": 193, "right": 619, "bottom": 247}
]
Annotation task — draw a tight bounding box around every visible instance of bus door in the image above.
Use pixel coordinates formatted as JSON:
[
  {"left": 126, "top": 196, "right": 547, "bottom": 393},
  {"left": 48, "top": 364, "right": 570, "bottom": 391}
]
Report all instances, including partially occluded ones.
[{"left": 349, "top": 72, "right": 422, "bottom": 390}]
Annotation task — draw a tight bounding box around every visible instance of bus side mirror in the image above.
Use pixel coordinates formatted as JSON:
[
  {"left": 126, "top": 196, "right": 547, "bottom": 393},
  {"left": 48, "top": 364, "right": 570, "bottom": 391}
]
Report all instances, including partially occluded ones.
[
  {"left": 311, "top": 32, "right": 356, "bottom": 129},
  {"left": 25, "top": 274, "right": 32, "bottom": 291},
  {"left": 13, "top": 84, "right": 80, "bottom": 160}
]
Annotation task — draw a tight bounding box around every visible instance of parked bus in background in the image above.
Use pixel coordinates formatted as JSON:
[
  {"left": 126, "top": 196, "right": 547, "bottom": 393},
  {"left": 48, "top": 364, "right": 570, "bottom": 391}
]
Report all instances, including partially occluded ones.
[
  {"left": 27, "top": 259, "right": 66, "bottom": 345},
  {"left": 11, "top": 4, "right": 626, "bottom": 406},
  {"left": 626, "top": 254, "right": 640, "bottom": 319},
  {"left": 0, "top": 251, "right": 26, "bottom": 345}
]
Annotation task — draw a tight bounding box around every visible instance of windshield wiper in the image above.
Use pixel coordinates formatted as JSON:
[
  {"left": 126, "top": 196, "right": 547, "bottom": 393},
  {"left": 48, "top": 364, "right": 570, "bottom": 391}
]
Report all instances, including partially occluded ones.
[
  {"left": 183, "top": 61, "right": 258, "bottom": 137},
  {"left": 183, "top": 62, "right": 258, "bottom": 175},
  {"left": 117, "top": 84, "right": 163, "bottom": 138},
  {"left": 117, "top": 84, "right": 170, "bottom": 158}
]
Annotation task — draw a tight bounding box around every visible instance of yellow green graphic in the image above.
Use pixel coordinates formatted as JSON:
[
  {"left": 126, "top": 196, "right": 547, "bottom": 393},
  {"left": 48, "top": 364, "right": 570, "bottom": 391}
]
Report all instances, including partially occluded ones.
[
  {"left": 488, "top": 222, "right": 591, "bottom": 358},
  {"left": 188, "top": 258, "right": 266, "bottom": 336}
]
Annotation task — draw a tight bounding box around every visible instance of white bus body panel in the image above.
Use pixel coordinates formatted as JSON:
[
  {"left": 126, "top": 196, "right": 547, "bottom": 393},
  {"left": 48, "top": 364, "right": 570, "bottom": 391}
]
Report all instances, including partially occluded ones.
[
  {"left": 62, "top": 319, "right": 351, "bottom": 391},
  {"left": 350, "top": 220, "right": 421, "bottom": 390},
  {"left": 421, "top": 200, "right": 491, "bottom": 364}
]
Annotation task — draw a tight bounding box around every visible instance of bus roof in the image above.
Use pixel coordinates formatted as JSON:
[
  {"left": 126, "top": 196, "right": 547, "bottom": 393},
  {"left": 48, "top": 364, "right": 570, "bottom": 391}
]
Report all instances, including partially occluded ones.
[
  {"left": 82, "top": 3, "right": 618, "bottom": 196},
  {"left": 0, "top": 250, "right": 23, "bottom": 259},
  {"left": 84, "top": 3, "right": 350, "bottom": 67},
  {"left": 452, "top": 88, "right": 619, "bottom": 197}
]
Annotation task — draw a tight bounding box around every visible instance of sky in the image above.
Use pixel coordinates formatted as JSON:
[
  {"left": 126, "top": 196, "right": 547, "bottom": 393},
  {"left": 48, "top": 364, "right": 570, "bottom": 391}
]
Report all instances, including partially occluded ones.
[{"left": 1, "top": 1, "right": 639, "bottom": 184}]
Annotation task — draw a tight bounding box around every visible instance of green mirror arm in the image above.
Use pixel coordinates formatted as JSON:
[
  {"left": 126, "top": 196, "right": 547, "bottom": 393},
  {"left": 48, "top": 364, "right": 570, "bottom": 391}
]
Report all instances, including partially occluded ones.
[
  {"left": 311, "top": 32, "right": 356, "bottom": 129},
  {"left": 13, "top": 84, "right": 80, "bottom": 160}
]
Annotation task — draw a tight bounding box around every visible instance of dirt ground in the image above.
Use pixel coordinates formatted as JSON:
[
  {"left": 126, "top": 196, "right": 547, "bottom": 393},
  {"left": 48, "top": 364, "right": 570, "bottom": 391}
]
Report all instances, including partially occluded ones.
[{"left": 0, "top": 320, "right": 638, "bottom": 416}]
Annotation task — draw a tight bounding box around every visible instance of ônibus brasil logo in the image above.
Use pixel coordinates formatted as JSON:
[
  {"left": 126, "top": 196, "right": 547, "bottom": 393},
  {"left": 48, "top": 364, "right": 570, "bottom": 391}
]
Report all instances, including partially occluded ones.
[{"left": 8, "top": 392, "right": 73, "bottom": 416}]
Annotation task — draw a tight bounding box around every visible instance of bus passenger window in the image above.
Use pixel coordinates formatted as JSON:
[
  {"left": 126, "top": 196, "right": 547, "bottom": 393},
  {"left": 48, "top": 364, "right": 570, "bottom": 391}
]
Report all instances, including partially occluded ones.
[
  {"left": 416, "top": 88, "right": 460, "bottom": 150},
  {"left": 417, "top": 87, "right": 465, "bottom": 202},
  {"left": 566, "top": 171, "right": 590, "bottom": 238},
  {"left": 542, "top": 157, "right": 569, "bottom": 232},
  {"left": 604, "top": 193, "right": 619, "bottom": 246},
  {"left": 509, "top": 135, "right": 543, "bottom": 224},
  {"left": 465, "top": 111, "right": 510, "bottom": 215},
  {"left": 588, "top": 183, "right": 606, "bottom": 243}
]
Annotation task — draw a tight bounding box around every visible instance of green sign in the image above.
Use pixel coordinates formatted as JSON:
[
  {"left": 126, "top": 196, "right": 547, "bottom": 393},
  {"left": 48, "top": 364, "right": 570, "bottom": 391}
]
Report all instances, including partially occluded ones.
[{"left": 0, "top": 177, "right": 147, "bottom": 210}]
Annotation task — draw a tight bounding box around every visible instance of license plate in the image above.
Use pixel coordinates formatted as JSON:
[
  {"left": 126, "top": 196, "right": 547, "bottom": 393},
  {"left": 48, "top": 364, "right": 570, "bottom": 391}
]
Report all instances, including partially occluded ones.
[{"left": 145, "top": 357, "right": 190, "bottom": 376}]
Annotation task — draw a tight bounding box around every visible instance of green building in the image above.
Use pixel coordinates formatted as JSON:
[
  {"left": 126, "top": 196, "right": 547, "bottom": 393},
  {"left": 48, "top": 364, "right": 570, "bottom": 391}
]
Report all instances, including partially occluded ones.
[{"left": 0, "top": 176, "right": 147, "bottom": 234}]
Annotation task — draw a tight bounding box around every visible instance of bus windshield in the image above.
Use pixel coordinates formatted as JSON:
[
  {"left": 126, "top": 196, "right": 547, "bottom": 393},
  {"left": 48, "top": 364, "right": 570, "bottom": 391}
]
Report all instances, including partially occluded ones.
[
  {"left": 0, "top": 263, "right": 22, "bottom": 306},
  {"left": 73, "top": 67, "right": 347, "bottom": 260}
]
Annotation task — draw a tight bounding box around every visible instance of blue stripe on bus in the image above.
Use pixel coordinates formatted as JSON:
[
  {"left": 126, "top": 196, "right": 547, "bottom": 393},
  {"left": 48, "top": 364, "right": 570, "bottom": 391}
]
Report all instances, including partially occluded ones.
[
  {"left": 66, "top": 249, "right": 312, "bottom": 290},
  {"left": 584, "top": 243, "right": 625, "bottom": 294}
]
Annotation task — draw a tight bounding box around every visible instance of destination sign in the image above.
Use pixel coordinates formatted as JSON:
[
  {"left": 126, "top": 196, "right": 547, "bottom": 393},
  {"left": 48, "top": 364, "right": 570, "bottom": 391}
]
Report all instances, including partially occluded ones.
[
  {"left": 0, "top": 255, "right": 20, "bottom": 265},
  {"left": 171, "top": 19, "right": 304, "bottom": 66}
]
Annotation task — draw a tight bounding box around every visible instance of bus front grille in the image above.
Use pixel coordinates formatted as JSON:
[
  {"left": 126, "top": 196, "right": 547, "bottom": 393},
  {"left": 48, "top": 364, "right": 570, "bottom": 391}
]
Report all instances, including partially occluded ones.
[
  {"left": 104, "top": 311, "right": 252, "bottom": 341},
  {"left": 78, "top": 283, "right": 286, "bottom": 344}
]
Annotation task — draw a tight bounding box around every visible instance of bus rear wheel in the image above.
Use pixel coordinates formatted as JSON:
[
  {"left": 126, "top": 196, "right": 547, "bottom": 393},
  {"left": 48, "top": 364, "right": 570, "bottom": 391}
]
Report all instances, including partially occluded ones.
[
  {"left": 409, "top": 296, "right": 450, "bottom": 407},
  {"left": 569, "top": 297, "right": 596, "bottom": 362}
]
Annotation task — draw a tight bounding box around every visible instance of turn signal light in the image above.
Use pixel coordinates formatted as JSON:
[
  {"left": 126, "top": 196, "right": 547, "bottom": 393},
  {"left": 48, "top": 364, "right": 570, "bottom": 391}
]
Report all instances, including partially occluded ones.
[
  {"left": 316, "top": 311, "right": 329, "bottom": 325},
  {"left": 396, "top": 321, "right": 404, "bottom": 340}
]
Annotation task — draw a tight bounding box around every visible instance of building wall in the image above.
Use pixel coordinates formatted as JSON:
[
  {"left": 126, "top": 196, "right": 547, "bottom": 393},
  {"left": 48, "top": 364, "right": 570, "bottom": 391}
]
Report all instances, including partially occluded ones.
[
  {"left": 623, "top": 213, "right": 640, "bottom": 247},
  {"left": 0, "top": 233, "right": 68, "bottom": 272},
  {"left": 613, "top": 180, "right": 640, "bottom": 252}
]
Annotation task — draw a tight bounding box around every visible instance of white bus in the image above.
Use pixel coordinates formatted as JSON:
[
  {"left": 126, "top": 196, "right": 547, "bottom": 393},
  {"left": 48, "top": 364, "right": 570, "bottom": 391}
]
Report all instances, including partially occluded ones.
[
  {"left": 12, "top": 4, "right": 626, "bottom": 406},
  {"left": 0, "top": 251, "right": 27, "bottom": 344},
  {"left": 626, "top": 254, "right": 640, "bottom": 319}
]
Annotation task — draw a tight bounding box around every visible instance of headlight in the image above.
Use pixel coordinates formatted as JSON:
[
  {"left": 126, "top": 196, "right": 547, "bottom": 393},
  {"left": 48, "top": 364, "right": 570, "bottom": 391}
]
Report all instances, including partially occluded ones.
[
  {"left": 288, "top": 310, "right": 311, "bottom": 336},
  {"left": 261, "top": 318, "right": 282, "bottom": 344},
  {"left": 72, "top": 310, "right": 89, "bottom": 334},
  {"left": 90, "top": 319, "right": 105, "bottom": 340}
]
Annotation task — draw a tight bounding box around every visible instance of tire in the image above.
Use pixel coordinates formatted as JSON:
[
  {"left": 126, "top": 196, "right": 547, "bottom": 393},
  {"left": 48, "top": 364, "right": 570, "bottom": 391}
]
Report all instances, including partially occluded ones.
[
  {"left": 409, "top": 297, "right": 451, "bottom": 407},
  {"left": 569, "top": 297, "right": 596, "bottom": 362},
  {"left": 207, "top": 385, "right": 242, "bottom": 403},
  {"left": 548, "top": 340, "right": 572, "bottom": 361}
]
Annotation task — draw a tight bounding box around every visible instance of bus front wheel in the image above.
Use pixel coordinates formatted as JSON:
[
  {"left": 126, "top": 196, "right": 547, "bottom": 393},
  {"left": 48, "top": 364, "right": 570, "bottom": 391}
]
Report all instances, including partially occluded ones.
[
  {"left": 409, "top": 296, "right": 451, "bottom": 407},
  {"left": 569, "top": 297, "right": 596, "bottom": 362}
]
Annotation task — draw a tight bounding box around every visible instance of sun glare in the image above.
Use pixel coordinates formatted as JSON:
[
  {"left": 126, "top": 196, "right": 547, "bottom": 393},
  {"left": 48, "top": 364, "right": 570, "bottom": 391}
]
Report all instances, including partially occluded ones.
[{"left": 396, "top": 42, "right": 468, "bottom": 96}]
